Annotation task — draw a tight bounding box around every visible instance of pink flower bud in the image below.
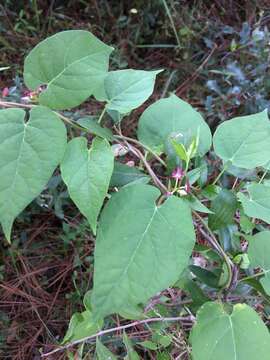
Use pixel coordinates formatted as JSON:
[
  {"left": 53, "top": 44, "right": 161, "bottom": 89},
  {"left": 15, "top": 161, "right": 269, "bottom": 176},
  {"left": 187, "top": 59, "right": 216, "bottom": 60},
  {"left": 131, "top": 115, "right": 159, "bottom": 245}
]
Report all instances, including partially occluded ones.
[
  {"left": 2, "top": 87, "right": 9, "bottom": 97},
  {"left": 172, "top": 167, "right": 184, "bottom": 180}
]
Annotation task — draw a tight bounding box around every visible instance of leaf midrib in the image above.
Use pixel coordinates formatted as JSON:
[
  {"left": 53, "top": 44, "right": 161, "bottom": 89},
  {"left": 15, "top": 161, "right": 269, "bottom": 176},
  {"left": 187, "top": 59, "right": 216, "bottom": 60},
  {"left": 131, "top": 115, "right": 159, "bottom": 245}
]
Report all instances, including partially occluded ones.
[
  {"left": 45, "top": 49, "right": 109, "bottom": 89},
  {"left": 100, "top": 205, "right": 158, "bottom": 310}
]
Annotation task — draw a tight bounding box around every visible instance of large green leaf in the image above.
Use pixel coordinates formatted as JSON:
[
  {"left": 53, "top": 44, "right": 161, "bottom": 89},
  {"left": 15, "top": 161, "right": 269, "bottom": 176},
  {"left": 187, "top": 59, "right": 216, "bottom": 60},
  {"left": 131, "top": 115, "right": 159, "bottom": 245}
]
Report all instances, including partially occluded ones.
[
  {"left": 61, "top": 137, "right": 114, "bottom": 234},
  {"left": 190, "top": 302, "right": 270, "bottom": 360},
  {"left": 213, "top": 110, "right": 270, "bottom": 169},
  {"left": 92, "top": 185, "right": 195, "bottom": 318},
  {"left": 62, "top": 310, "right": 103, "bottom": 344},
  {"left": 0, "top": 106, "right": 67, "bottom": 242},
  {"left": 247, "top": 231, "right": 270, "bottom": 294},
  {"left": 238, "top": 183, "right": 270, "bottom": 224},
  {"left": 24, "top": 30, "right": 113, "bottom": 110},
  {"left": 104, "top": 69, "right": 162, "bottom": 114},
  {"left": 208, "top": 189, "right": 238, "bottom": 231},
  {"left": 137, "top": 94, "right": 212, "bottom": 156}
]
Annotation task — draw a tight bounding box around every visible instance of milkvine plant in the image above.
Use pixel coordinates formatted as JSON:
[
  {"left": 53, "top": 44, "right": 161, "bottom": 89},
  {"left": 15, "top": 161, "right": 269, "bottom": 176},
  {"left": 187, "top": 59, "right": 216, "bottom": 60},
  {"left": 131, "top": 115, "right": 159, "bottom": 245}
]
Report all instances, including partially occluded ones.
[{"left": 1, "top": 30, "right": 270, "bottom": 359}]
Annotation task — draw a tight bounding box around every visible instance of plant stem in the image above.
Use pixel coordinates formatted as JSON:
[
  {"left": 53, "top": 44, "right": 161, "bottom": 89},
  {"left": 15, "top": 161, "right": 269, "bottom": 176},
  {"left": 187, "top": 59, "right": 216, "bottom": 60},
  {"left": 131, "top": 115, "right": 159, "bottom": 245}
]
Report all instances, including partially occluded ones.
[
  {"left": 212, "top": 163, "right": 228, "bottom": 185},
  {"left": 161, "top": 0, "right": 181, "bottom": 48},
  {"left": 114, "top": 135, "right": 166, "bottom": 167},
  {"left": 193, "top": 211, "right": 233, "bottom": 289},
  {"left": 121, "top": 140, "right": 168, "bottom": 194},
  {"left": 56, "top": 112, "right": 84, "bottom": 130},
  {"left": 239, "top": 271, "right": 267, "bottom": 283},
  {"left": 0, "top": 100, "right": 33, "bottom": 109},
  {"left": 0, "top": 99, "right": 168, "bottom": 193},
  {"left": 258, "top": 167, "right": 269, "bottom": 184},
  {"left": 41, "top": 315, "right": 192, "bottom": 357},
  {"left": 97, "top": 107, "right": 106, "bottom": 124}
]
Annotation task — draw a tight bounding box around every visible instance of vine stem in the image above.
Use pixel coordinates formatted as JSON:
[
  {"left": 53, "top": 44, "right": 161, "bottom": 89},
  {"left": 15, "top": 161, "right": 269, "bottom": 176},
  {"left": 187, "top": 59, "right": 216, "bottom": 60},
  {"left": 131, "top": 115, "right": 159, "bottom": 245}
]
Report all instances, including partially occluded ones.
[
  {"left": 239, "top": 271, "right": 266, "bottom": 283},
  {"left": 41, "top": 315, "right": 192, "bottom": 358},
  {"left": 0, "top": 101, "right": 165, "bottom": 167},
  {"left": 97, "top": 106, "right": 106, "bottom": 124},
  {"left": 258, "top": 167, "right": 268, "bottom": 184},
  {"left": 114, "top": 135, "right": 166, "bottom": 167},
  {"left": 0, "top": 99, "right": 169, "bottom": 193},
  {"left": 193, "top": 211, "right": 233, "bottom": 289},
  {"left": 212, "top": 162, "right": 228, "bottom": 185},
  {"left": 118, "top": 139, "right": 169, "bottom": 194},
  {"left": 0, "top": 99, "right": 88, "bottom": 131}
]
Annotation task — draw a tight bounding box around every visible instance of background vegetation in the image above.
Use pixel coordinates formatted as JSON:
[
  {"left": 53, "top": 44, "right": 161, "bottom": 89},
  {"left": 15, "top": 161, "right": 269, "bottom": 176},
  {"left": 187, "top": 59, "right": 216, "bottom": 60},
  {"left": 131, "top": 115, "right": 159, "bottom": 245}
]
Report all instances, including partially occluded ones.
[{"left": 1, "top": 1, "right": 270, "bottom": 359}]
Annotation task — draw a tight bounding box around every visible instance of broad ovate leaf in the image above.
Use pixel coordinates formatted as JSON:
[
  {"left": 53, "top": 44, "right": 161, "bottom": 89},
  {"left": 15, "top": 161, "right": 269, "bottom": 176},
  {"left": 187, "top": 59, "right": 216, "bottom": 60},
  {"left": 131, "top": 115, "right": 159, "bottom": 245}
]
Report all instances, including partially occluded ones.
[
  {"left": 137, "top": 94, "right": 212, "bottom": 156},
  {"left": 247, "top": 231, "right": 270, "bottom": 294},
  {"left": 61, "top": 137, "right": 114, "bottom": 234},
  {"left": 213, "top": 110, "right": 270, "bottom": 169},
  {"left": 238, "top": 183, "right": 270, "bottom": 224},
  {"left": 0, "top": 106, "right": 67, "bottom": 242},
  {"left": 190, "top": 302, "right": 270, "bottom": 360},
  {"left": 104, "top": 69, "right": 162, "bottom": 114},
  {"left": 92, "top": 184, "right": 195, "bottom": 318},
  {"left": 24, "top": 30, "right": 113, "bottom": 110}
]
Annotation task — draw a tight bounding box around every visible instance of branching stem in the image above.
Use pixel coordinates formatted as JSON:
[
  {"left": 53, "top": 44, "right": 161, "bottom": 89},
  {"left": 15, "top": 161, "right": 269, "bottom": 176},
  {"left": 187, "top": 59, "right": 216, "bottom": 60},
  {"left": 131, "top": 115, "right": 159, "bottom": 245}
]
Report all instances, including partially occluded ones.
[
  {"left": 193, "top": 211, "right": 233, "bottom": 289},
  {"left": 41, "top": 315, "right": 192, "bottom": 358}
]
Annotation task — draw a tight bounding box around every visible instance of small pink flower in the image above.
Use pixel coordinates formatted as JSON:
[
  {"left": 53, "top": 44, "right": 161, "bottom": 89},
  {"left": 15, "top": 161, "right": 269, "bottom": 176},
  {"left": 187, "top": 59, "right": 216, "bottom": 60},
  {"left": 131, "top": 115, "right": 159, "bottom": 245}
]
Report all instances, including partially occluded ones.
[
  {"left": 126, "top": 161, "right": 135, "bottom": 167},
  {"left": 2, "top": 87, "right": 9, "bottom": 97},
  {"left": 172, "top": 167, "right": 184, "bottom": 180}
]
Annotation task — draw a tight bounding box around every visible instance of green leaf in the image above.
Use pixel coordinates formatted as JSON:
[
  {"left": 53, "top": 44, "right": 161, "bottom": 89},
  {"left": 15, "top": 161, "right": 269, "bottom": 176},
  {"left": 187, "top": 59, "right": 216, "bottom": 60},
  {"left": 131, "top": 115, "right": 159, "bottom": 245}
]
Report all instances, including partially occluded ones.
[
  {"left": 171, "top": 139, "right": 188, "bottom": 162},
  {"left": 208, "top": 189, "right": 238, "bottom": 231},
  {"left": 213, "top": 110, "right": 270, "bottom": 169},
  {"left": 140, "top": 340, "right": 158, "bottom": 350},
  {"left": 110, "top": 162, "right": 149, "bottom": 187},
  {"left": 137, "top": 94, "right": 212, "bottom": 156},
  {"left": 24, "top": 30, "right": 113, "bottom": 110},
  {"left": 175, "top": 269, "right": 210, "bottom": 310},
  {"left": 61, "top": 137, "right": 114, "bottom": 234},
  {"left": 190, "top": 302, "right": 270, "bottom": 360},
  {"left": 62, "top": 310, "right": 103, "bottom": 344},
  {"left": 123, "top": 332, "right": 140, "bottom": 360},
  {"left": 247, "top": 231, "right": 270, "bottom": 294},
  {"left": 92, "top": 185, "right": 195, "bottom": 318},
  {"left": 118, "top": 305, "right": 146, "bottom": 320},
  {"left": 243, "top": 278, "right": 270, "bottom": 304},
  {"left": 0, "top": 106, "right": 67, "bottom": 242},
  {"left": 182, "top": 195, "right": 213, "bottom": 214},
  {"left": 77, "top": 117, "right": 114, "bottom": 141},
  {"left": 96, "top": 338, "right": 118, "bottom": 360},
  {"left": 104, "top": 69, "right": 162, "bottom": 114},
  {"left": 189, "top": 265, "right": 220, "bottom": 288},
  {"left": 239, "top": 209, "right": 255, "bottom": 234},
  {"left": 201, "top": 185, "right": 220, "bottom": 200},
  {"left": 238, "top": 183, "right": 270, "bottom": 224}
]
